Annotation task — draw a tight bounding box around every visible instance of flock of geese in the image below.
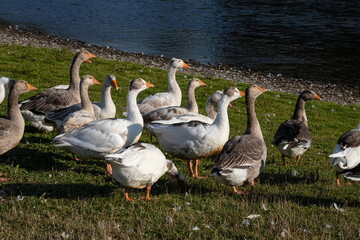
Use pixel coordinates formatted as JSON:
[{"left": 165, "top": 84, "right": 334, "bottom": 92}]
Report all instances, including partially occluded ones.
[{"left": 0, "top": 50, "right": 359, "bottom": 200}]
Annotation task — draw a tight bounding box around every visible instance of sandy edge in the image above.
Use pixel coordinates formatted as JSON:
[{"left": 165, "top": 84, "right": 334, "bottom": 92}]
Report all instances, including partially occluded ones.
[{"left": 0, "top": 22, "right": 358, "bottom": 105}]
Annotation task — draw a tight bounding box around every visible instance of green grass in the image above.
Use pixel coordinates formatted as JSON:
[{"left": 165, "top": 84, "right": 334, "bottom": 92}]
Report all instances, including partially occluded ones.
[{"left": 0, "top": 45, "right": 359, "bottom": 239}]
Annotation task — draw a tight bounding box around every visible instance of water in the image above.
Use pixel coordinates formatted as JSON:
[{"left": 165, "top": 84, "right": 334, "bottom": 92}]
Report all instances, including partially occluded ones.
[{"left": 0, "top": 0, "right": 359, "bottom": 86}]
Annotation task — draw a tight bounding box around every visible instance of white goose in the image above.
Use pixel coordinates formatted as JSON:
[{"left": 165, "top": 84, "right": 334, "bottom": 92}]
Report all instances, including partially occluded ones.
[
  {"left": 152, "top": 90, "right": 227, "bottom": 125},
  {"left": 211, "top": 85, "right": 268, "bottom": 194},
  {"left": 0, "top": 77, "right": 13, "bottom": 105},
  {"left": 329, "top": 120, "right": 360, "bottom": 185},
  {"left": 46, "top": 74, "right": 119, "bottom": 130},
  {"left": 19, "top": 50, "right": 95, "bottom": 132},
  {"left": 134, "top": 58, "right": 190, "bottom": 114},
  {"left": 142, "top": 78, "right": 206, "bottom": 123},
  {"left": 148, "top": 87, "right": 244, "bottom": 178},
  {"left": 58, "top": 75, "right": 100, "bottom": 133},
  {"left": 105, "top": 142, "right": 185, "bottom": 201},
  {"left": 52, "top": 78, "right": 154, "bottom": 175}
]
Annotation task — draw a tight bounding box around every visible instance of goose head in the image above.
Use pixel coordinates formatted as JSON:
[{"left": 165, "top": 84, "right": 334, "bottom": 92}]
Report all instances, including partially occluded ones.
[
  {"left": 12, "top": 80, "right": 37, "bottom": 95},
  {"left": 78, "top": 49, "right": 96, "bottom": 63},
  {"left": 129, "top": 78, "right": 155, "bottom": 92},
  {"left": 169, "top": 58, "right": 190, "bottom": 70},
  {"left": 166, "top": 160, "right": 186, "bottom": 190},
  {"left": 80, "top": 75, "right": 100, "bottom": 86},
  {"left": 299, "top": 90, "right": 321, "bottom": 101},
  {"left": 188, "top": 78, "right": 206, "bottom": 88},
  {"left": 223, "top": 87, "right": 245, "bottom": 102},
  {"left": 104, "top": 74, "right": 119, "bottom": 90},
  {"left": 246, "top": 85, "right": 269, "bottom": 99}
]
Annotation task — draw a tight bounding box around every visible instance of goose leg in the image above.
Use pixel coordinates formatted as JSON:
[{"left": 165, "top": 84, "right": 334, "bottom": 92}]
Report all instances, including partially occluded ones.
[
  {"left": 282, "top": 154, "right": 286, "bottom": 166},
  {"left": 0, "top": 173, "right": 8, "bottom": 182},
  {"left": 336, "top": 171, "right": 340, "bottom": 186},
  {"left": 104, "top": 163, "right": 113, "bottom": 176},
  {"left": 295, "top": 155, "right": 302, "bottom": 165},
  {"left": 187, "top": 160, "right": 195, "bottom": 177},
  {"left": 125, "top": 188, "right": 136, "bottom": 201},
  {"left": 193, "top": 159, "right": 207, "bottom": 179},
  {"left": 249, "top": 180, "right": 255, "bottom": 195},
  {"left": 232, "top": 186, "right": 247, "bottom": 195},
  {"left": 139, "top": 185, "right": 155, "bottom": 200}
]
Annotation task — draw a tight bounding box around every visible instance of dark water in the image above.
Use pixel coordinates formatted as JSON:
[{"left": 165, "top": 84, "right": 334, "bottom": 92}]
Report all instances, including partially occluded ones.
[{"left": 0, "top": 0, "right": 359, "bottom": 86}]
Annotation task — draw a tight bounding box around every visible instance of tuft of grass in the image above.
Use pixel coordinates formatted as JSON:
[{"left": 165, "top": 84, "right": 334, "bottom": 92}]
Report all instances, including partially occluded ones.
[{"left": 0, "top": 45, "right": 359, "bottom": 239}]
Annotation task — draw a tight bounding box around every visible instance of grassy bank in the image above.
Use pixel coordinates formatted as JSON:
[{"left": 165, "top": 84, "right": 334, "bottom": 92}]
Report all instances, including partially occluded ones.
[{"left": 0, "top": 45, "right": 359, "bottom": 239}]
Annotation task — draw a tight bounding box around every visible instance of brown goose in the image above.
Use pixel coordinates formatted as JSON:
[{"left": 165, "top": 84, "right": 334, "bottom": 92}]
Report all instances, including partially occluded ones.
[
  {"left": 58, "top": 75, "right": 100, "bottom": 133},
  {"left": 19, "top": 50, "right": 95, "bottom": 132},
  {"left": 329, "top": 120, "right": 360, "bottom": 185},
  {"left": 211, "top": 85, "right": 267, "bottom": 194},
  {"left": 0, "top": 80, "right": 37, "bottom": 182},
  {"left": 273, "top": 90, "right": 321, "bottom": 165},
  {"left": 142, "top": 78, "right": 206, "bottom": 123}
]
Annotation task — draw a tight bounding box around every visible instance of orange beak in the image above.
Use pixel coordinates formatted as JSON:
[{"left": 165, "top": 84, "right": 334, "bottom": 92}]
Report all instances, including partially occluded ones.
[
  {"left": 183, "top": 63, "right": 190, "bottom": 69},
  {"left": 313, "top": 93, "right": 321, "bottom": 100},
  {"left": 26, "top": 83, "right": 37, "bottom": 91},
  {"left": 199, "top": 80, "right": 206, "bottom": 86},
  {"left": 258, "top": 86, "right": 269, "bottom": 92},
  {"left": 111, "top": 79, "right": 119, "bottom": 90},
  {"left": 87, "top": 52, "right": 96, "bottom": 59},
  {"left": 239, "top": 90, "right": 245, "bottom": 96},
  {"left": 93, "top": 78, "right": 100, "bottom": 85},
  {"left": 146, "top": 81, "right": 155, "bottom": 88},
  {"left": 83, "top": 59, "right": 92, "bottom": 63}
]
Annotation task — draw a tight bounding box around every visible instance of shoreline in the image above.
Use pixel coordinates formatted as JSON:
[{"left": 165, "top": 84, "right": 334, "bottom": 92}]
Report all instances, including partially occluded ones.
[{"left": 0, "top": 22, "right": 358, "bottom": 105}]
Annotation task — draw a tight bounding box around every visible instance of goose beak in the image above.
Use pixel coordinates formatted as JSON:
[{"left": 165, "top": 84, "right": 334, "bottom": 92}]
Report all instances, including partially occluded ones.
[
  {"left": 111, "top": 79, "right": 119, "bottom": 90},
  {"left": 313, "top": 93, "right": 321, "bottom": 100},
  {"left": 83, "top": 59, "right": 92, "bottom": 63},
  {"left": 26, "top": 83, "right": 37, "bottom": 91},
  {"left": 199, "top": 80, "right": 206, "bottom": 86},
  {"left": 93, "top": 78, "right": 100, "bottom": 85},
  {"left": 239, "top": 90, "right": 245, "bottom": 96},
  {"left": 258, "top": 87, "right": 269, "bottom": 92},
  {"left": 183, "top": 63, "right": 190, "bottom": 69},
  {"left": 145, "top": 81, "right": 155, "bottom": 88},
  {"left": 87, "top": 52, "right": 96, "bottom": 59}
]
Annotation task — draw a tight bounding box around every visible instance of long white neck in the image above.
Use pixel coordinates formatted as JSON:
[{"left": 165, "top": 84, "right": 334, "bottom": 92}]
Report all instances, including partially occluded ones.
[
  {"left": 167, "top": 66, "right": 182, "bottom": 105},
  {"left": 99, "top": 85, "right": 114, "bottom": 110},
  {"left": 0, "top": 84, "right": 6, "bottom": 103},
  {"left": 126, "top": 89, "right": 143, "bottom": 126},
  {"left": 211, "top": 96, "right": 230, "bottom": 135}
]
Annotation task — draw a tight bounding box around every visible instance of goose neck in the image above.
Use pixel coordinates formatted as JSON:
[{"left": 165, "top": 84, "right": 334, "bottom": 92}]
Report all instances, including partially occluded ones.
[
  {"left": 100, "top": 85, "right": 113, "bottom": 108},
  {"left": 291, "top": 97, "right": 307, "bottom": 123},
  {"left": 212, "top": 97, "right": 230, "bottom": 129},
  {"left": 206, "top": 99, "right": 217, "bottom": 119},
  {"left": 245, "top": 96, "right": 263, "bottom": 139},
  {"left": 68, "top": 56, "right": 82, "bottom": 92},
  {"left": 7, "top": 87, "right": 23, "bottom": 124},
  {"left": 80, "top": 83, "right": 94, "bottom": 114},
  {"left": 167, "top": 66, "right": 181, "bottom": 96},
  {"left": 185, "top": 84, "right": 198, "bottom": 113},
  {"left": 126, "top": 90, "right": 143, "bottom": 125}
]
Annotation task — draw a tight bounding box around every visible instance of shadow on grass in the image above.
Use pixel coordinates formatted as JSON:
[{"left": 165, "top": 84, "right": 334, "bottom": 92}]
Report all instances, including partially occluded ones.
[
  {"left": 2, "top": 182, "right": 115, "bottom": 199},
  {"left": 259, "top": 170, "right": 320, "bottom": 185}
]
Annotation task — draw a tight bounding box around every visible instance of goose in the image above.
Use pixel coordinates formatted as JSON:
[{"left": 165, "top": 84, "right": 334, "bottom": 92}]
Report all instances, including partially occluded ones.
[
  {"left": 46, "top": 74, "right": 119, "bottom": 130},
  {"left": 152, "top": 90, "right": 229, "bottom": 125},
  {"left": 211, "top": 85, "right": 268, "bottom": 194},
  {"left": 329, "top": 120, "right": 360, "bottom": 185},
  {"left": 273, "top": 90, "right": 321, "bottom": 165},
  {"left": 131, "top": 58, "right": 190, "bottom": 115},
  {"left": 0, "top": 77, "right": 13, "bottom": 105},
  {"left": 19, "top": 50, "right": 95, "bottom": 132},
  {"left": 142, "top": 78, "right": 206, "bottom": 123},
  {"left": 52, "top": 78, "right": 154, "bottom": 175},
  {"left": 58, "top": 75, "right": 100, "bottom": 133},
  {"left": 147, "top": 87, "right": 244, "bottom": 178},
  {"left": 0, "top": 80, "right": 37, "bottom": 182},
  {"left": 105, "top": 142, "right": 185, "bottom": 201}
]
